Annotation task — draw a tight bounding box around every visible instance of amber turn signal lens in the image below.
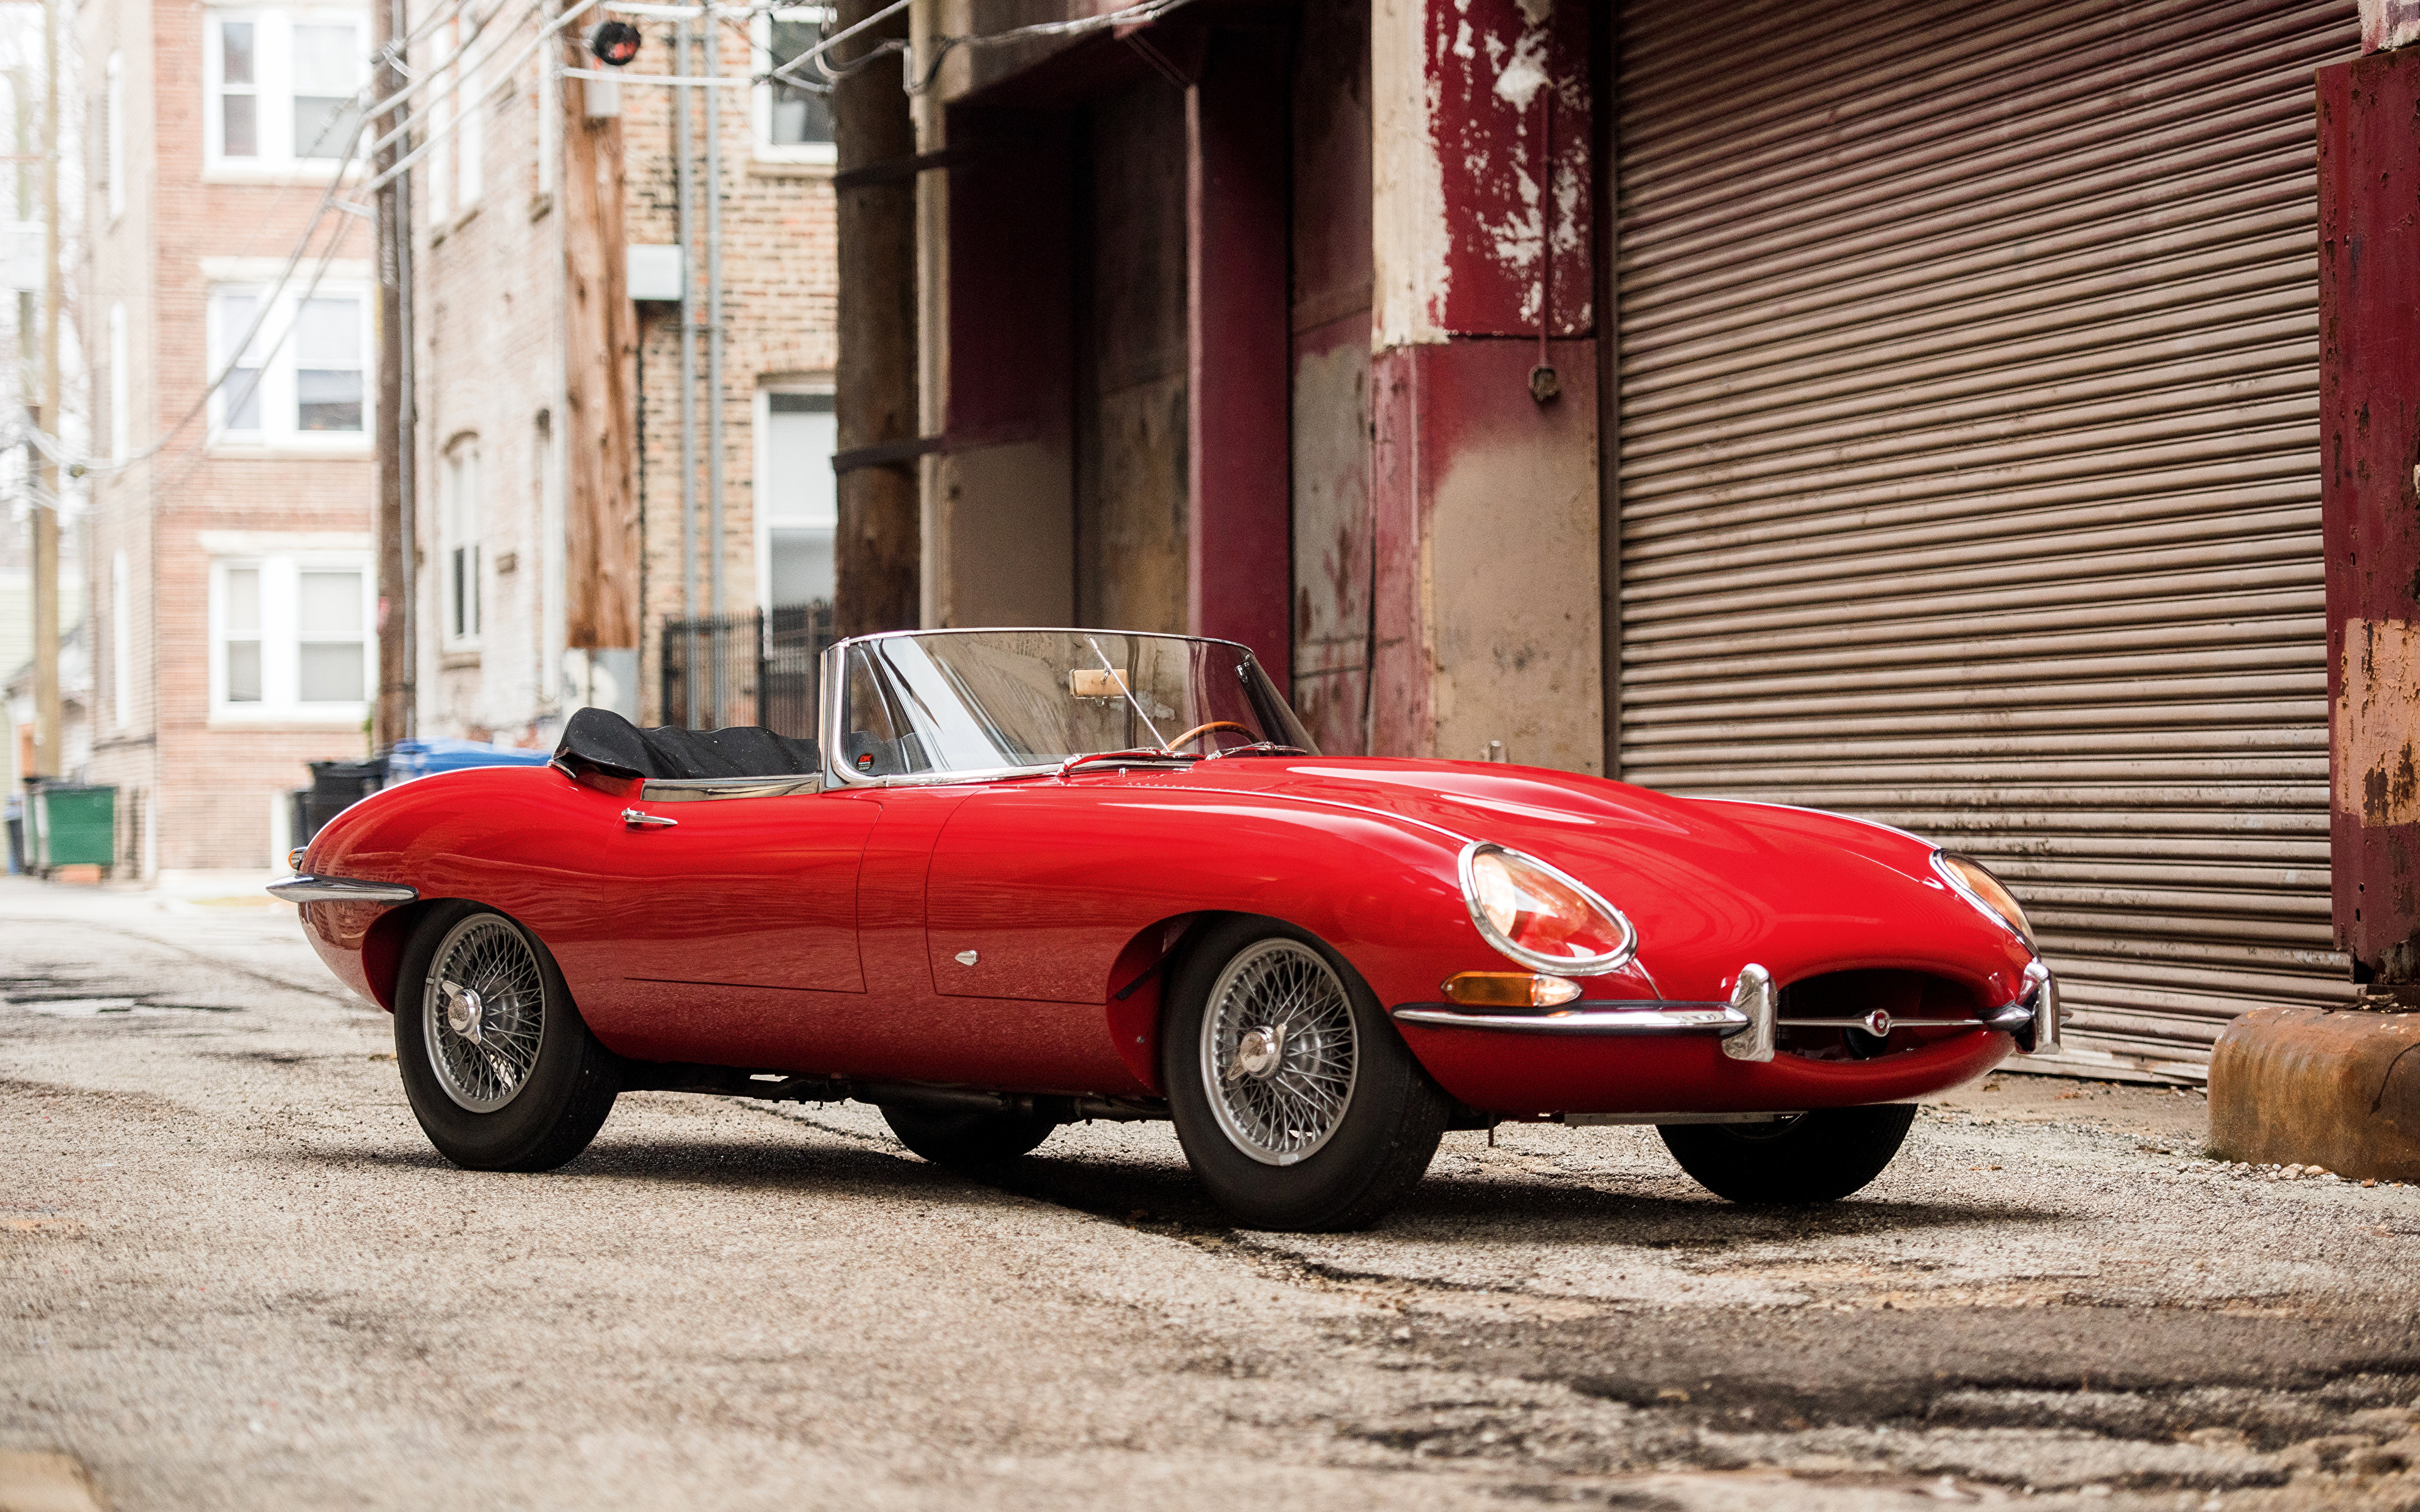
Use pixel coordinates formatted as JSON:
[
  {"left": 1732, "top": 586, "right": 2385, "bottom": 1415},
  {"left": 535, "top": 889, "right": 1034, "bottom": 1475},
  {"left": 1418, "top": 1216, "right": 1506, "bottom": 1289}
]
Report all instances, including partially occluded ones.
[{"left": 1441, "top": 971, "right": 1584, "bottom": 1008}]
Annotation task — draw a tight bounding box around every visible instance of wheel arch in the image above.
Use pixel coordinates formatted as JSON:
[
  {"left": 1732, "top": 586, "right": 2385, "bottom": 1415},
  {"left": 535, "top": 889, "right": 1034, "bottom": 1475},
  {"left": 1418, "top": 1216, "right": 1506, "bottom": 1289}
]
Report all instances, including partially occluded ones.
[
  {"left": 1105, "top": 908, "right": 1380, "bottom": 1096},
  {"left": 364, "top": 897, "right": 565, "bottom": 1014}
]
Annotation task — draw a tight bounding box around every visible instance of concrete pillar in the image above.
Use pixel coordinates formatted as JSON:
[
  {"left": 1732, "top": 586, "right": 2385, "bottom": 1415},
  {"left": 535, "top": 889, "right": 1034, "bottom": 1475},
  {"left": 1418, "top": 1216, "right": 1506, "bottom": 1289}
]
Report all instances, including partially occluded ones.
[
  {"left": 2210, "top": 44, "right": 2420, "bottom": 1180},
  {"left": 1367, "top": 0, "right": 1603, "bottom": 772}
]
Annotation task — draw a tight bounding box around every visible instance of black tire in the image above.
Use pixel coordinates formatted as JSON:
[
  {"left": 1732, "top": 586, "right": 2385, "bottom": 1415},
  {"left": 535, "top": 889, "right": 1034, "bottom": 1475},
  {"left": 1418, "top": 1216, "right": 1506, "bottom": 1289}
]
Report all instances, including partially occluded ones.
[
  {"left": 394, "top": 902, "right": 621, "bottom": 1172},
  {"left": 880, "top": 1104, "right": 1057, "bottom": 1169},
  {"left": 1658, "top": 1104, "right": 1918, "bottom": 1205},
  {"left": 1164, "top": 916, "right": 1451, "bottom": 1232}
]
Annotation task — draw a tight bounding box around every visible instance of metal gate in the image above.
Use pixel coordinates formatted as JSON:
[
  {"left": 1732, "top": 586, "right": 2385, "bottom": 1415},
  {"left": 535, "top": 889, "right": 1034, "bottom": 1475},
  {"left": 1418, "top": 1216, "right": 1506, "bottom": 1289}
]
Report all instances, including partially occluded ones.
[
  {"left": 659, "top": 602, "right": 834, "bottom": 738},
  {"left": 1611, "top": 0, "right": 2360, "bottom": 1079}
]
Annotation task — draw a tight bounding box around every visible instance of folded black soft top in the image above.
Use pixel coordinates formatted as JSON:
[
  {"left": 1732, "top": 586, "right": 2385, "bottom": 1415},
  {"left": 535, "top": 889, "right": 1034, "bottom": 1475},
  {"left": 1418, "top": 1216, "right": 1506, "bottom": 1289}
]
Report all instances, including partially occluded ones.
[{"left": 554, "top": 706, "right": 821, "bottom": 781}]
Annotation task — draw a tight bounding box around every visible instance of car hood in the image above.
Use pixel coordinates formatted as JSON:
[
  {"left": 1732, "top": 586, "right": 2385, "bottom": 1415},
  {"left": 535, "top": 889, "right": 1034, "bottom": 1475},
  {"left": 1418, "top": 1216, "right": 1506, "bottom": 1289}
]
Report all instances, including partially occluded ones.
[{"left": 1177, "top": 757, "right": 2033, "bottom": 1003}]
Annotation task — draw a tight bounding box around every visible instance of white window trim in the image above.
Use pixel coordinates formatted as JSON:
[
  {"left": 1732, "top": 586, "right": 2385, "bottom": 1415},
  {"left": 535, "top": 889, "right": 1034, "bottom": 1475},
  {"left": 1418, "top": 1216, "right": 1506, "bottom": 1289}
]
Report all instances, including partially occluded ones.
[
  {"left": 753, "top": 378, "right": 836, "bottom": 612},
  {"left": 202, "top": 7, "right": 368, "bottom": 175},
  {"left": 751, "top": 7, "right": 837, "bottom": 166},
  {"left": 442, "top": 437, "right": 483, "bottom": 650},
  {"left": 107, "top": 301, "right": 128, "bottom": 462},
  {"left": 207, "top": 551, "right": 375, "bottom": 725},
  {"left": 104, "top": 52, "right": 124, "bottom": 224},
  {"left": 110, "top": 549, "right": 131, "bottom": 730},
  {"left": 426, "top": 12, "right": 483, "bottom": 224},
  {"left": 207, "top": 278, "right": 374, "bottom": 452}
]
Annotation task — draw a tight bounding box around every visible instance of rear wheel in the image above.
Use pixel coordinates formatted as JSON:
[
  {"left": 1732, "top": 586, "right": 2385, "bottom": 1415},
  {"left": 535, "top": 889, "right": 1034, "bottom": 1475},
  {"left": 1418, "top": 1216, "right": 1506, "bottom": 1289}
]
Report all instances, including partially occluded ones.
[
  {"left": 881, "top": 1104, "right": 1057, "bottom": 1169},
  {"left": 1165, "top": 917, "right": 1450, "bottom": 1232},
  {"left": 1657, "top": 1105, "right": 1918, "bottom": 1205},
  {"left": 395, "top": 902, "right": 621, "bottom": 1172}
]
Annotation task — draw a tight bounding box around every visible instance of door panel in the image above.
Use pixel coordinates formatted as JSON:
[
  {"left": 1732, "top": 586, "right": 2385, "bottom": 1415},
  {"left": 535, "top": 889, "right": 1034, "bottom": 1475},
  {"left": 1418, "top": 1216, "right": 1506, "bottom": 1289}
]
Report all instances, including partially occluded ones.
[{"left": 551, "top": 786, "right": 878, "bottom": 1060}]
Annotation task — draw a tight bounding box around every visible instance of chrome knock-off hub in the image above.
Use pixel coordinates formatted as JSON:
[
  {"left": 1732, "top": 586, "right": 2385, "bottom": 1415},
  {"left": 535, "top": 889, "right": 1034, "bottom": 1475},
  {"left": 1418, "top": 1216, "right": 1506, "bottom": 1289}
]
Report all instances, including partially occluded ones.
[
  {"left": 1228, "top": 1024, "right": 1284, "bottom": 1082},
  {"left": 441, "top": 982, "right": 486, "bottom": 1043}
]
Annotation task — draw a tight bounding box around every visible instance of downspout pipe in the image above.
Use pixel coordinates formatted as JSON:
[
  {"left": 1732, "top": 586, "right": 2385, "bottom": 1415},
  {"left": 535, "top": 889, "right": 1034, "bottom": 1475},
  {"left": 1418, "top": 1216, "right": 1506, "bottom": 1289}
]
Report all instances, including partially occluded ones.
[
  {"left": 703, "top": 13, "right": 727, "bottom": 725},
  {"left": 676, "top": 17, "right": 698, "bottom": 726}
]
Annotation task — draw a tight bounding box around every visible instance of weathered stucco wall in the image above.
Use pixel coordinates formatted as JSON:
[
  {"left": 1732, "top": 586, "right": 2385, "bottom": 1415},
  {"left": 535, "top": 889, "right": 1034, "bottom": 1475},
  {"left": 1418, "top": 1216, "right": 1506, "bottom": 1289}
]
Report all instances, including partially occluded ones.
[
  {"left": 1366, "top": 0, "right": 1602, "bottom": 771},
  {"left": 1078, "top": 80, "right": 1191, "bottom": 635}
]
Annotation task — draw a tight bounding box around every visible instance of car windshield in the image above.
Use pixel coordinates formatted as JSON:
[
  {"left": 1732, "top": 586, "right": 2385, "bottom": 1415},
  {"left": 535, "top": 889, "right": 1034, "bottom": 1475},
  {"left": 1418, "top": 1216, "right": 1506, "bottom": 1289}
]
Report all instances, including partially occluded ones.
[{"left": 835, "top": 630, "right": 1317, "bottom": 779}]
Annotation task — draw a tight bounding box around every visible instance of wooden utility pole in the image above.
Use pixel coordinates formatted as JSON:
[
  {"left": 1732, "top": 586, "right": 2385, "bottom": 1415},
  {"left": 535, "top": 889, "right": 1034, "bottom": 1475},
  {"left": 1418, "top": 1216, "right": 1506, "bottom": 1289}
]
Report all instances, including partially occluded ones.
[
  {"left": 29, "top": 0, "right": 59, "bottom": 777},
  {"left": 372, "top": 0, "right": 411, "bottom": 744},
  {"left": 831, "top": 0, "right": 918, "bottom": 636},
  {"left": 562, "top": 47, "right": 639, "bottom": 658}
]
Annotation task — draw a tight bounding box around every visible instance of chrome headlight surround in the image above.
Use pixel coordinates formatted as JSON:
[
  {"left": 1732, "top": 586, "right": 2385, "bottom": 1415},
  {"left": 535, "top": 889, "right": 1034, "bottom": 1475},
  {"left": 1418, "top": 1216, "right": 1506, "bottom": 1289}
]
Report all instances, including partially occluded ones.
[
  {"left": 1932, "top": 850, "right": 2036, "bottom": 949},
  {"left": 1455, "top": 841, "right": 1640, "bottom": 977}
]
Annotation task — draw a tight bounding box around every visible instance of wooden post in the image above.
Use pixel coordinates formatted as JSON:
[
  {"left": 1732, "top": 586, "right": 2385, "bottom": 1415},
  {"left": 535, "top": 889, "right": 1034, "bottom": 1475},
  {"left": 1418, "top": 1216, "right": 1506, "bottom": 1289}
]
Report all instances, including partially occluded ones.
[
  {"left": 30, "top": 0, "right": 59, "bottom": 777},
  {"left": 562, "top": 52, "right": 640, "bottom": 660},
  {"left": 372, "top": 0, "right": 411, "bottom": 744},
  {"left": 832, "top": 0, "right": 918, "bottom": 636}
]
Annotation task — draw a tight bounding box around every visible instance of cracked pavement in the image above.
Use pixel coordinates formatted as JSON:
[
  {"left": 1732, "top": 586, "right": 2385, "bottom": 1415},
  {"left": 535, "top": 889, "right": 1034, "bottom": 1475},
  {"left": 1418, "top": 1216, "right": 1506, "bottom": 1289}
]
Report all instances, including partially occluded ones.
[{"left": 4, "top": 875, "right": 2420, "bottom": 1511}]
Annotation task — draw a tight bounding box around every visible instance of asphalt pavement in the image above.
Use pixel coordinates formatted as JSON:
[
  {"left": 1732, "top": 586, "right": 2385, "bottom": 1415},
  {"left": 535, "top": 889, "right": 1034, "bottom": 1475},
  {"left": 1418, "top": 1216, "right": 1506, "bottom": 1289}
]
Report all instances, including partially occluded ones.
[{"left": 5, "top": 873, "right": 2420, "bottom": 1511}]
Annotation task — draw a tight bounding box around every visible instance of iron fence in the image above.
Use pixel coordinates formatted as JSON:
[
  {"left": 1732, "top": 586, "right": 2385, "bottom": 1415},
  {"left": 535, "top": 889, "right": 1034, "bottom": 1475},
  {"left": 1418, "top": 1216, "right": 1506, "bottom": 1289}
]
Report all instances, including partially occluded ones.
[{"left": 659, "top": 602, "right": 836, "bottom": 738}]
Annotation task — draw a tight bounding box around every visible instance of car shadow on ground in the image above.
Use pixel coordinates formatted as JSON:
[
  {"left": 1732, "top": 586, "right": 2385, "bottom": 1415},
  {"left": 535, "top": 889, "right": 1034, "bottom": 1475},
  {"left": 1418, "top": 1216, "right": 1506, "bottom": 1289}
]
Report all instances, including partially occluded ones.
[{"left": 268, "top": 1113, "right": 2064, "bottom": 1245}]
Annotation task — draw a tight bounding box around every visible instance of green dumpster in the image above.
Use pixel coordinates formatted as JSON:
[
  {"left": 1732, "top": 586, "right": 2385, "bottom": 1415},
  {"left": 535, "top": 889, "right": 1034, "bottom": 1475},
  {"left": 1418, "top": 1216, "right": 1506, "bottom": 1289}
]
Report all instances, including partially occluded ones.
[{"left": 33, "top": 783, "right": 116, "bottom": 874}]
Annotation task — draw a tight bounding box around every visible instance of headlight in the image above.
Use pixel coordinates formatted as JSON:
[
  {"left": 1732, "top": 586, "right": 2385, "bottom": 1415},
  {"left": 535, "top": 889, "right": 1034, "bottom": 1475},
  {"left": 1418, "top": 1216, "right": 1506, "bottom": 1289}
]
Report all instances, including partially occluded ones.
[
  {"left": 1456, "top": 842, "right": 1639, "bottom": 976},
  {"left": 1934, "top": 851, "right": 2034, "bottom": 948}
]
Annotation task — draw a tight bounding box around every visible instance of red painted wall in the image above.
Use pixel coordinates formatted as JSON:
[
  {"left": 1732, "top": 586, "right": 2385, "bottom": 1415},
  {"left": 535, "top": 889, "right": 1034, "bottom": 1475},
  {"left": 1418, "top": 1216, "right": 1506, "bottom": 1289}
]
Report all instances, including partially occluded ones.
[
  {"left": 2320, "top": 47, "right": 2420, "bottom": 983},
  {"left": 1424, "top": 0, "right": 1594, "bottom": 339}
]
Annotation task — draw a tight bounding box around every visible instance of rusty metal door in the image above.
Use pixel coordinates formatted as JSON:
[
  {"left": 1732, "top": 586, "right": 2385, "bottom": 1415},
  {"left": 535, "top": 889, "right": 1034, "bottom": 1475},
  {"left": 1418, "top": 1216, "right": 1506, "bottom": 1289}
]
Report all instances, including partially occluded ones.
[{"left": 1610, "top": 0, "right": 2360, "bottom": 1079}]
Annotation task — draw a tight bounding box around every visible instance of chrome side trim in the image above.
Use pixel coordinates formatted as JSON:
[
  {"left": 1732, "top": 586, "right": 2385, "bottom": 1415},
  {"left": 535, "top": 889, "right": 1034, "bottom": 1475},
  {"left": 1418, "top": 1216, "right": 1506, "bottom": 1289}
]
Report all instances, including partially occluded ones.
[
  {"left": 1391, "top": 1002, "right": 1748, "bottom": 1036},
  {"left": 640, "top": 776, "right": 823, "bottom": 801},
  {"left": 1722, "top": 963, "right": 1777, "bottom": 1062},
  {"left": 1564, "top": 1111, "right": 1805, "bottom": 1126},
  {"left": 267, "top": 876, "right": 418, "bottom": 905}
]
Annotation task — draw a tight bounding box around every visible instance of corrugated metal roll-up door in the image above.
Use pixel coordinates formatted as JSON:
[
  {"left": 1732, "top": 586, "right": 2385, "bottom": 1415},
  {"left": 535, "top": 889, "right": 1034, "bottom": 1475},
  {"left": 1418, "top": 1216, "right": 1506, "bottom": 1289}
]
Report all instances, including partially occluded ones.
[{"left": 1612, "top": 0, "right": 2360, "bottom": 1080}]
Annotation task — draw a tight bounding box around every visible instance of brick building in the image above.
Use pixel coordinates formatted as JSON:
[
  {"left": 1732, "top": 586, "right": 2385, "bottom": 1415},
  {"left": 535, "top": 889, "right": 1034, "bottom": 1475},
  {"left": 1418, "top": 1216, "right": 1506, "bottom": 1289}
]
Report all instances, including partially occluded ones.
[
  {"left": 79, "top": 0, "right": 379, "bottom": 874},
  {"left": 406, "top": 3, "right": 838, "bottom": 745}
]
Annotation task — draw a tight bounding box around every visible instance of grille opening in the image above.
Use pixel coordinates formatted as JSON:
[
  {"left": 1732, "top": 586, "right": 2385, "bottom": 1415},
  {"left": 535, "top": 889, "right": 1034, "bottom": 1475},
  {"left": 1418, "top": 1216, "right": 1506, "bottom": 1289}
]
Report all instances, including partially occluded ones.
[{"left": 1775, "top": 969, "right": 1982, "bottom": 1063}]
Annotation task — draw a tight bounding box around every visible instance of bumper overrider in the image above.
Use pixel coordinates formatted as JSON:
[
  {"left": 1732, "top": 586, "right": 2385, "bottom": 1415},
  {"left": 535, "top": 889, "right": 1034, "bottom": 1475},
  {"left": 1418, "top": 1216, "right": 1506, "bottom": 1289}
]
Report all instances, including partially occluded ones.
[{"left": 1390, "top": 959, "right": 2063, "bottom": 1060}]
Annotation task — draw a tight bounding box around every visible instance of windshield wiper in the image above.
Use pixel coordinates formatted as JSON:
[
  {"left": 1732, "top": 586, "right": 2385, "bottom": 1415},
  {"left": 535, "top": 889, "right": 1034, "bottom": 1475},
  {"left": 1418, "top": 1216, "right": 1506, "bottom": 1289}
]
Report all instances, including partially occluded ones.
[
  {"left": 1055, "top": 748, "right": 1205, "bottom": 778},
  {"left": 1200, "top": 742, "right": 1308, "bottom": 762}
]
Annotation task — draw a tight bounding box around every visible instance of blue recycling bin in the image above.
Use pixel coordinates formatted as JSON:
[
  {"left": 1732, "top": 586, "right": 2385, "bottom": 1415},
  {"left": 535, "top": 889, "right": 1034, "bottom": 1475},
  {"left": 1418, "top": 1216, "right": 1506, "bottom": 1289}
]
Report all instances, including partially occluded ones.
[{"left": 384, "top": 739, "right": 555, "bottom": 784}]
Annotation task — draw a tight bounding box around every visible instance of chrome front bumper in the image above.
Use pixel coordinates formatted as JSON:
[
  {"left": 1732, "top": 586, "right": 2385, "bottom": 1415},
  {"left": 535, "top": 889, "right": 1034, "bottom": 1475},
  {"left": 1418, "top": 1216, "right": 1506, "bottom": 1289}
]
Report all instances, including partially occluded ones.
[
  {"left": 267, "top": 875, "right": 419, "bottom": 905},
  {"left": 1391, "top": 959, "right": 2063, "bottom": 1060}
]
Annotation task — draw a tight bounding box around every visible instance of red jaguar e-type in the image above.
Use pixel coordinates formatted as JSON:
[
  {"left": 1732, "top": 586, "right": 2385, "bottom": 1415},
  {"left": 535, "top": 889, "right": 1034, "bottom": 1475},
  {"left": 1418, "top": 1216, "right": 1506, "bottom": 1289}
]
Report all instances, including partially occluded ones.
[{"left": 275, "top": 628, "right": 2056, "bottom": 1230}]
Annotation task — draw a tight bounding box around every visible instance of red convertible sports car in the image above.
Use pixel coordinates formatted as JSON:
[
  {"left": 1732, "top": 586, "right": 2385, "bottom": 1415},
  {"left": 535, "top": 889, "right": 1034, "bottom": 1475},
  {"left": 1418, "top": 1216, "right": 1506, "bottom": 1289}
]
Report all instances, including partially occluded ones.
[{"left": 275, "top": 628, "right": 2058, "bottom": 1230}]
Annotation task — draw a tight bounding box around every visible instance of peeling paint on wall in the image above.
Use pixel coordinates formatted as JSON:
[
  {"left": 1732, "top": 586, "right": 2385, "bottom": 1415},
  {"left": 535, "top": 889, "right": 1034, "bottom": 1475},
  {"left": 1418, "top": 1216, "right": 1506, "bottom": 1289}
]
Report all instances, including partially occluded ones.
[
  {"left": 1291, "top": 323, "right": 1373, "bottom": 752},
  {"left": 2339, "top": 618, "right": 2420, "bottom": 824},
  {"left": 1371, "top": 0, "right": 1452, "bottom": 348},
  {"left": 2360, "top": 0, "right": 2420, "bottom": 52}
]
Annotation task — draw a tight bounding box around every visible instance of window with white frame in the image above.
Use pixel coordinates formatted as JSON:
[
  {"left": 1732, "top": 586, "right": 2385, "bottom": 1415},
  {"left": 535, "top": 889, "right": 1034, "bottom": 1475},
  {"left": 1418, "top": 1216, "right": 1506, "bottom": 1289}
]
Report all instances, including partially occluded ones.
[
  {"left": 756, "top": 387, "right": 836, "bottom": 610},
  {"left": 206, "top": 9, "right": 365, "bottom": 170},
  {"left": 103, "top": 51, "right": 124, "bottom": 220},
  {"left": 444, "top": 439, "right": 481, "bottom": 644},
  {"left": 211, "top": 555, "right": 372, "bottom": 718},
  {"left": 107, "top": 301, "right": 128, "bottom": 461},
  {"left": 427, "top": 12, "right": 483, "bottom": 220},
  {"left": 752, "top": 8, "right": 836, "bottom": 163},
  {"left": 210, "top": 283, "right": 369, "bottom": 443},
  {"left": 111, "top": 549, "right": 130, "bottom": 729}
]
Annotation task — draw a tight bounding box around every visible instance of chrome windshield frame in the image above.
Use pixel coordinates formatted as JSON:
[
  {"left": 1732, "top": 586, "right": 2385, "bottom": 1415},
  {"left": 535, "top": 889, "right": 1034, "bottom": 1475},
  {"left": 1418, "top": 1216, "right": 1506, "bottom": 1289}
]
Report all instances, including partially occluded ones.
[{"left": 817, "top": 627, "right": 1284, "bottom": 792}]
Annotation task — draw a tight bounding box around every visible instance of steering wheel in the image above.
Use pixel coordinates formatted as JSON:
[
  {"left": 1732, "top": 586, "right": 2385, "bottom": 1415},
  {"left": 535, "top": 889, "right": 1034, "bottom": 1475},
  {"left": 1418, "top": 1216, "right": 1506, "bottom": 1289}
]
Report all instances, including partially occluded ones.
[{"left": 1163, "top": 721, "right": 1254, "bottom": 753}]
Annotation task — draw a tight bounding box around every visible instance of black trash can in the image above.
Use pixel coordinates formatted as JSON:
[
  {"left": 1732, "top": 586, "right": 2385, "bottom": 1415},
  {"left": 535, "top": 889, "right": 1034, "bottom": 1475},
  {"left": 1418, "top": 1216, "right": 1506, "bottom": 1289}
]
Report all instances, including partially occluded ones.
[{"left": 303, "top": 757, "right": 388, "bottom": 845}]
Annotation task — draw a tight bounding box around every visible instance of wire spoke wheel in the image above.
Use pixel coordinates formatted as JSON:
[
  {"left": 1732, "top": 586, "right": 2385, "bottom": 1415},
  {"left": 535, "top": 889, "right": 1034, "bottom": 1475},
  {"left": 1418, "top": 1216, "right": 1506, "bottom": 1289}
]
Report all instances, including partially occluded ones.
[
  {"left": 1199, "top": 938, "right": 1359, "bottom": 1166},
  {"left": 422, "top": 914, "right": 548, "bottom": 1114}
]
